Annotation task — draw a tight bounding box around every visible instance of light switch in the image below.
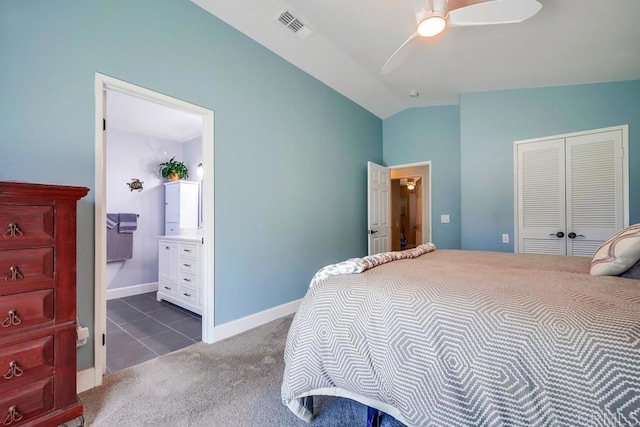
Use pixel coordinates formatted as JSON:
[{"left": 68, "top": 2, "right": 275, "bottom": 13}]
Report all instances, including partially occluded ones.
[
  {"left": 502, "top": 234, "right": 509, "bottom": 244},
  {"left": 441, "top": 214, "right": 450, "bottom": 223}
]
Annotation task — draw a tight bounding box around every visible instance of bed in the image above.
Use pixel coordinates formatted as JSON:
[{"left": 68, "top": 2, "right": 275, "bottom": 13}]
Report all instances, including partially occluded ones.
[{"left": 281, "top": 245, "right": 640, "bottom": 426}]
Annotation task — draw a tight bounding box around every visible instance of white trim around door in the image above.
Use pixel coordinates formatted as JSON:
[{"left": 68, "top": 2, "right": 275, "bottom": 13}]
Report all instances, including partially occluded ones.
[
  {"left": 93, "top": 73, "right": 215, "bottom": 388},
  {"left": 389, "top": 161, "right": 433, "bottom": 245}
]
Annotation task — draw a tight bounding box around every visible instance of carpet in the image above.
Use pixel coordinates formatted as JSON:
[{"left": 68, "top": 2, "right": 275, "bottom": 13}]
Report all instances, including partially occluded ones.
[{"left": 79, "top": 315, "right": 404, "bottom": 426}]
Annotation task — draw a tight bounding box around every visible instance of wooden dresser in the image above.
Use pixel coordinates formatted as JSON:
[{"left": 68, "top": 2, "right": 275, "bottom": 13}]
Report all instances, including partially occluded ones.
[{"left": 0, "top": 182, "right": 88, "bottom": 426}]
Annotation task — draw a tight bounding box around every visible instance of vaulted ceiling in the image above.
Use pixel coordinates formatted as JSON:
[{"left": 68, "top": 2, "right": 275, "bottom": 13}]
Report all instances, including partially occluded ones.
[{"left": 192, "top": 0, "right": 640, "bottom": 118}]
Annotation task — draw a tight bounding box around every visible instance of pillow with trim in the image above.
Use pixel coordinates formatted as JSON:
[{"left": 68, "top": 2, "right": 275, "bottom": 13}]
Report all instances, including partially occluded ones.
[{"left": 590, "top": 224, "right": 640, "bottom": 276}]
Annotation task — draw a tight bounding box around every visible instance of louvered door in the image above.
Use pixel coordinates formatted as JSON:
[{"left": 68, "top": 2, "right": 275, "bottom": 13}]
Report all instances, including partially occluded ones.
[
  {"left": 517, "top": 128, "right": 624, "bottom": 257},
  {"left": 565, "top": 131, "right": 624, "bottom": 256}
]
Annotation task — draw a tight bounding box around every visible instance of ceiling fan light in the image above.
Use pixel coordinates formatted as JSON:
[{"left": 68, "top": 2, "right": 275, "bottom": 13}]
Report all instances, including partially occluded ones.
[{"left": 417, "top": 14, "right": 447, "bottom": 38}]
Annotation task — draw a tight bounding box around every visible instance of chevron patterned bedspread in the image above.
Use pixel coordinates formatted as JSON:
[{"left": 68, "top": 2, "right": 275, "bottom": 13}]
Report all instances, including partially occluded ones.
[{"left": 281, "top": 249, "right": 640, "bottom": 426}]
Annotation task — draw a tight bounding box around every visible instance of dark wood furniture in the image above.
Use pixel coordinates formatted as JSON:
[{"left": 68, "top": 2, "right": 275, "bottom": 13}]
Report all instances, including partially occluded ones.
[{"left": 0, "top": 182, "right": 88, "bottom": 426}]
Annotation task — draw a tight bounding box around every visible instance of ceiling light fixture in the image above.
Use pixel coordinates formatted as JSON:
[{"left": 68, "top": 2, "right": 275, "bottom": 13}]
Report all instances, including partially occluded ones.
[
  {"left": 416, "top": 12, "right": 447, "bottom": 38},
  {"left": 407, "top": 182, "right": 415, "bottom": 191}
]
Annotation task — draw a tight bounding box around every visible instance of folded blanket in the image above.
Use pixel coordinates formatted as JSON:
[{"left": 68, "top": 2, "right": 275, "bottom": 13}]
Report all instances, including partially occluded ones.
[{"left": 310, "top": 243, "right": 436, "bottom": 288}]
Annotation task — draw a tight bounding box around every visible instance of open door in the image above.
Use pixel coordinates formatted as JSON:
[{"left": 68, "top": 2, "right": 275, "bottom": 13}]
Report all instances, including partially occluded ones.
[{"left": 367, "top": 161, "right": 391, "bottom": 255}]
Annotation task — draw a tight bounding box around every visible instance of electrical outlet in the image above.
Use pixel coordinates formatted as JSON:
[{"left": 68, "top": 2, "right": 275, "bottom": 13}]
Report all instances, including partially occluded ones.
[
  {"left": 502, "top": 234, "right": 509, "bottom": 244},
  {"left": 441, "top": 214, "right": 450, "bottom": 224}
]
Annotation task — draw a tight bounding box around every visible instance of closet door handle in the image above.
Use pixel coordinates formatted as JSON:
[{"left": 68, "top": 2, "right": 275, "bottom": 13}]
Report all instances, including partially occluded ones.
[
  {"left": 567, "top": 232, "right": 585, "bottom": 239},
  {"left": 549, "top": 231, "right": 565, "bottom": 238}
]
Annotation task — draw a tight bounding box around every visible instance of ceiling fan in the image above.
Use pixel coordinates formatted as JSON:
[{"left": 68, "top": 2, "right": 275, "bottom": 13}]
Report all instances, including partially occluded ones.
[{"left": 381, "top": 0, "right": 543, "bottom": 74}]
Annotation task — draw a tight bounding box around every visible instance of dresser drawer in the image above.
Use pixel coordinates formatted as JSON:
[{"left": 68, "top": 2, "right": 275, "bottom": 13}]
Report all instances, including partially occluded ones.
[
  {"left": 0, "top": 335, "right": 54, "bottom": 390},
  {"left": 178, "top": 272, "right": 199, "bottom": 289},
  {"left": 0, "top": 206, "right": 54, "bottom": 250},
  {"left": 0, "top": 377, "right": 54, "bottom": 426},
  {"left": 0, "top": 248, "right": 54, "bottom": 296},
  {"left": 0, "top": 291, "right": 54, "bottom": 336}
]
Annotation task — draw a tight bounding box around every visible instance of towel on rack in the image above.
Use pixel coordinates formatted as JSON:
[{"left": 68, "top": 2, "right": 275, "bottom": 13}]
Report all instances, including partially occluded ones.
[
  {"left": 118, "top": 213, "right": 138, "bottom": 233},
  {"left": 106, "top": 213, "right": 119, "bottom": 229},
  {"left": 107, "top": 226, "right": 133, "bottom": 262}
]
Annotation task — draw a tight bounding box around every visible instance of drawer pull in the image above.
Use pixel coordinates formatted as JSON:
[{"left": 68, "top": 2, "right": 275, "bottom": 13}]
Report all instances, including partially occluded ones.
[
  {"left": 183, "top": 249, "right": 192, "bottom": 253},
  {"left": 163, "top": 286, "right": 172, "bottom": 290},
  {"left": 3, "top": 362, "right": 23, "bottom": 380},
  {"left": 1, "top": 311, "right": 21, "bottom": 328},
  {"left": 183, "top": 293, "right": 192, "bottom": 297},
  {"left": 2, "top": 223, "right": 23, "bottom": 238},
  {"left": 183, "top": 263, "right": 191, "bottom": 267},
  {"left": 5, "top": 266, "right": 24, "bottom": 282},
  {"left": 183, "top": 278, "right": 191, "bottom": 282},
  {"left": 3, "top": 406, "right": 22, "bottom": 426}
]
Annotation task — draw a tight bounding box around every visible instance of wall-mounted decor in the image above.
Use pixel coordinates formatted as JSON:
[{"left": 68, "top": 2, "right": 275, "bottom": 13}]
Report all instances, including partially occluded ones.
[{"left": 127, "top": 178, "right": 144, "bottom": 192}]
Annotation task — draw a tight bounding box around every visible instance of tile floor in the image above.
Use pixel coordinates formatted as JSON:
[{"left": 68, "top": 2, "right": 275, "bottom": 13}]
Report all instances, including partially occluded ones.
[{"left": 106, "top": 292, "right": 201, "bottom": 373}]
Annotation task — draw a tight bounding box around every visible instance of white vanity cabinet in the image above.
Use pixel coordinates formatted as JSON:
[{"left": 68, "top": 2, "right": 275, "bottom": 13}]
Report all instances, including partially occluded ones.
[
  {"left": 156, "top": 235, "right": 203, "bottom": 315},
  {"left": 164, "top": 180, "right": 199, "bottom": 236}
]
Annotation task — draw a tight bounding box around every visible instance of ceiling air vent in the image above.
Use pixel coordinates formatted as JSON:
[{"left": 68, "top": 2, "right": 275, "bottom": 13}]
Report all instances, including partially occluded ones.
[{"left": 275, "top": 10, "right": 312, "bottom": 38}]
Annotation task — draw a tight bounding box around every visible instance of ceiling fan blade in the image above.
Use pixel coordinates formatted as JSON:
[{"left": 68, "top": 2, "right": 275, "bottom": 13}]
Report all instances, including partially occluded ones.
[
  {"left": 381, "top": 32, "right": 419, "bottom": 74},
  {"left": 448, "top": 0, "right": 542, "bottom": 27}
]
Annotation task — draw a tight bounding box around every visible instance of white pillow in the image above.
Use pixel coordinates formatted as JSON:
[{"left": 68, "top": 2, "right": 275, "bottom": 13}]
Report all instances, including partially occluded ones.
[{"left": 590, "top": 224, "right": 640, "bottom": 276}]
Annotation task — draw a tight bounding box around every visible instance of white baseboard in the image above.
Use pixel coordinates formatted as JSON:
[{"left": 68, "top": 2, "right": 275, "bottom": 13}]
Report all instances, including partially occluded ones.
[
  {"left": 77, "top": 367, "right": 96, "bottom": 393},
  {"left": 106, "top": 282, "right": 158, "bottom": 300},
  {"left": 208, "top": 298, "right": 301, "bottom": 343}
]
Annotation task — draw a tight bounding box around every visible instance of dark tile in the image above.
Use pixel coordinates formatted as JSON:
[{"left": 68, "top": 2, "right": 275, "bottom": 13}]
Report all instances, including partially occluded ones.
[
  {"left": 167, "top": 316, "right": 202, "bottom": 340},
  {"left": 147, "top": 307, "right": 194, "bottom": 325},
  {"left": 107, "top": 299, "right": 128, "bottom": 310},
  {"left": 107, "top": 305, "right": 147, "bottom": 325},
  {"left": 139, "top": 330, "right": 195, "bottom": 356},
  {"left": 107, "top": 346, "right": 157, "bottom": 372},
  {"left": 106, "top": 329, "right": 144, "bottom": 356},
  {"left": 122, "top": 294, "right": 167, "bottom": 313},
  {"left": 119, "top": 317, "right": 170, "bottom": 339}
]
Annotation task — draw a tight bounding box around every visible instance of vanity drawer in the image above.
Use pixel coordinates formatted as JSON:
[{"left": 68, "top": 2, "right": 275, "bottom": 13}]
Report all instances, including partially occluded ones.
[
  {"left": 158, "top": 281, "right": 178, "bottom": 297},
  {"left": 0, "top": 377, "right": 54, "bottom": 426},
  {"left": 179, "top": 257, "right": 198, "bottom": 275},
  {"left": 178, "top": 272, "right": 198, "bottom": 289},
  {"left": 0, "top": 336, "right": 54, "bottom": 388},
  {"left": 0, "top": 206, "right": 54, "bottom": 250},
  {"left": 179, "top": 284, "right": 199, "bottom": 305},
  {"left": 0, "top": 291, "right": 54, "bottom": 337},
  {"left": 0, "top": 248, "right": 54, "bottom": 295},
  {"left": 179, "top": 243, "right": 198, "bottom": 260}
]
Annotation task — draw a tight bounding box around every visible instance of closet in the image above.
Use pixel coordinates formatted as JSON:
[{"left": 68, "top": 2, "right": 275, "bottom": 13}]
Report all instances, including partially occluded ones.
[{"left": 515, "top": 126, "right": 627, "bottom": 256}]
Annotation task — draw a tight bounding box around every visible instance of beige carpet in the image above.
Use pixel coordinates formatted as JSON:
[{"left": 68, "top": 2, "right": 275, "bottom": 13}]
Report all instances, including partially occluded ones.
[{"left": 79, "top": 315, "right": 399, "bottom": 426}]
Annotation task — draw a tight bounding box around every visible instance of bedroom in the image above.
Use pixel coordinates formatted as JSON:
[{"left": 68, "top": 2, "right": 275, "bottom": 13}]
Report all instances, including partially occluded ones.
[{"left": 0, "top": 0, "right": 639, "bottom": 425}]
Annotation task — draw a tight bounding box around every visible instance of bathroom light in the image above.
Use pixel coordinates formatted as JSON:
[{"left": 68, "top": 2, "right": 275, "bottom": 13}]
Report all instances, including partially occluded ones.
[
  {"left": 407, "top": 182, "right": 415, "bottom": 191},
  {"left": 417, "top": 12, "right": 447, "bottom": 38}
]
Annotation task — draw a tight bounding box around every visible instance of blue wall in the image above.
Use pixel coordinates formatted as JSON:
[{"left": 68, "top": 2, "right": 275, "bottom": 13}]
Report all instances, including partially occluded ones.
[
  {"left": 383, "top": 106, "right": 461, "bottom": 249},
  {"left": 460, "top": 81, "right": 640, "bottom": 251},
  {"left": 0, "top": 0, "right": 382, "bottom": 370}
]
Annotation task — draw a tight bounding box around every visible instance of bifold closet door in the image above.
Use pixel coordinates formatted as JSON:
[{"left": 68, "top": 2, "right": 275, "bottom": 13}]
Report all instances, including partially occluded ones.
[{"left": 517, "top": 129, "right": 624, "bottom": 256}]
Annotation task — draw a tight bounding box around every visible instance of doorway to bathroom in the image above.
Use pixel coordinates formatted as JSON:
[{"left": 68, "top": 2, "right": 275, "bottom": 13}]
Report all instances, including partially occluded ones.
[{"left": 93, "top": 73, "right": 215, "bottom": 386}]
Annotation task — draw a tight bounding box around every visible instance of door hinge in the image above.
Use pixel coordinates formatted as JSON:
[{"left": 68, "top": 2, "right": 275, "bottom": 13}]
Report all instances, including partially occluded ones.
[
  {"left": 102, "top": 333, "right": 106, "bottom": 346},
  {"left": 201, "top": 237, "right": 204, "bottom": 244},
  {"left": 103, "top": 118, "right": 106, "bottom": 131}
]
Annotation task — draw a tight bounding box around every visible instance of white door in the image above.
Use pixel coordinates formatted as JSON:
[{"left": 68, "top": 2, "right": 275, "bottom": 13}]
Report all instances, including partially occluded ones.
[
  {"left": 565, "top": 130, "right": 624, "bottom": 256},
  {"left": 517, "top": 128, "right": 625, "bottom": 256},
  {"left": 367, "top": 161, "right": 391, "bottom": 255},
  {"left": 517, "top": 138, "right": 567, "bottom": 254},
  {"left": 415, "top": 178, "right": 423, "bottom": 245}
]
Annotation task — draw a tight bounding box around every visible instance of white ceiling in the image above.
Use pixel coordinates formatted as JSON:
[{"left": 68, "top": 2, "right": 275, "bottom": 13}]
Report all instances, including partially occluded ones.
[
  {"left": 107, "top": 90, "right": 202, "bottom": 143},
  {"left": 192, "top": 0, "right": 640, "bottom": 119}
]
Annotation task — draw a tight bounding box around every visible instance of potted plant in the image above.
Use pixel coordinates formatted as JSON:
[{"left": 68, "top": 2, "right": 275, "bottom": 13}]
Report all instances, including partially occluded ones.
[{"left": 159, "top": 157, "right": 189, "bottom": 181}]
